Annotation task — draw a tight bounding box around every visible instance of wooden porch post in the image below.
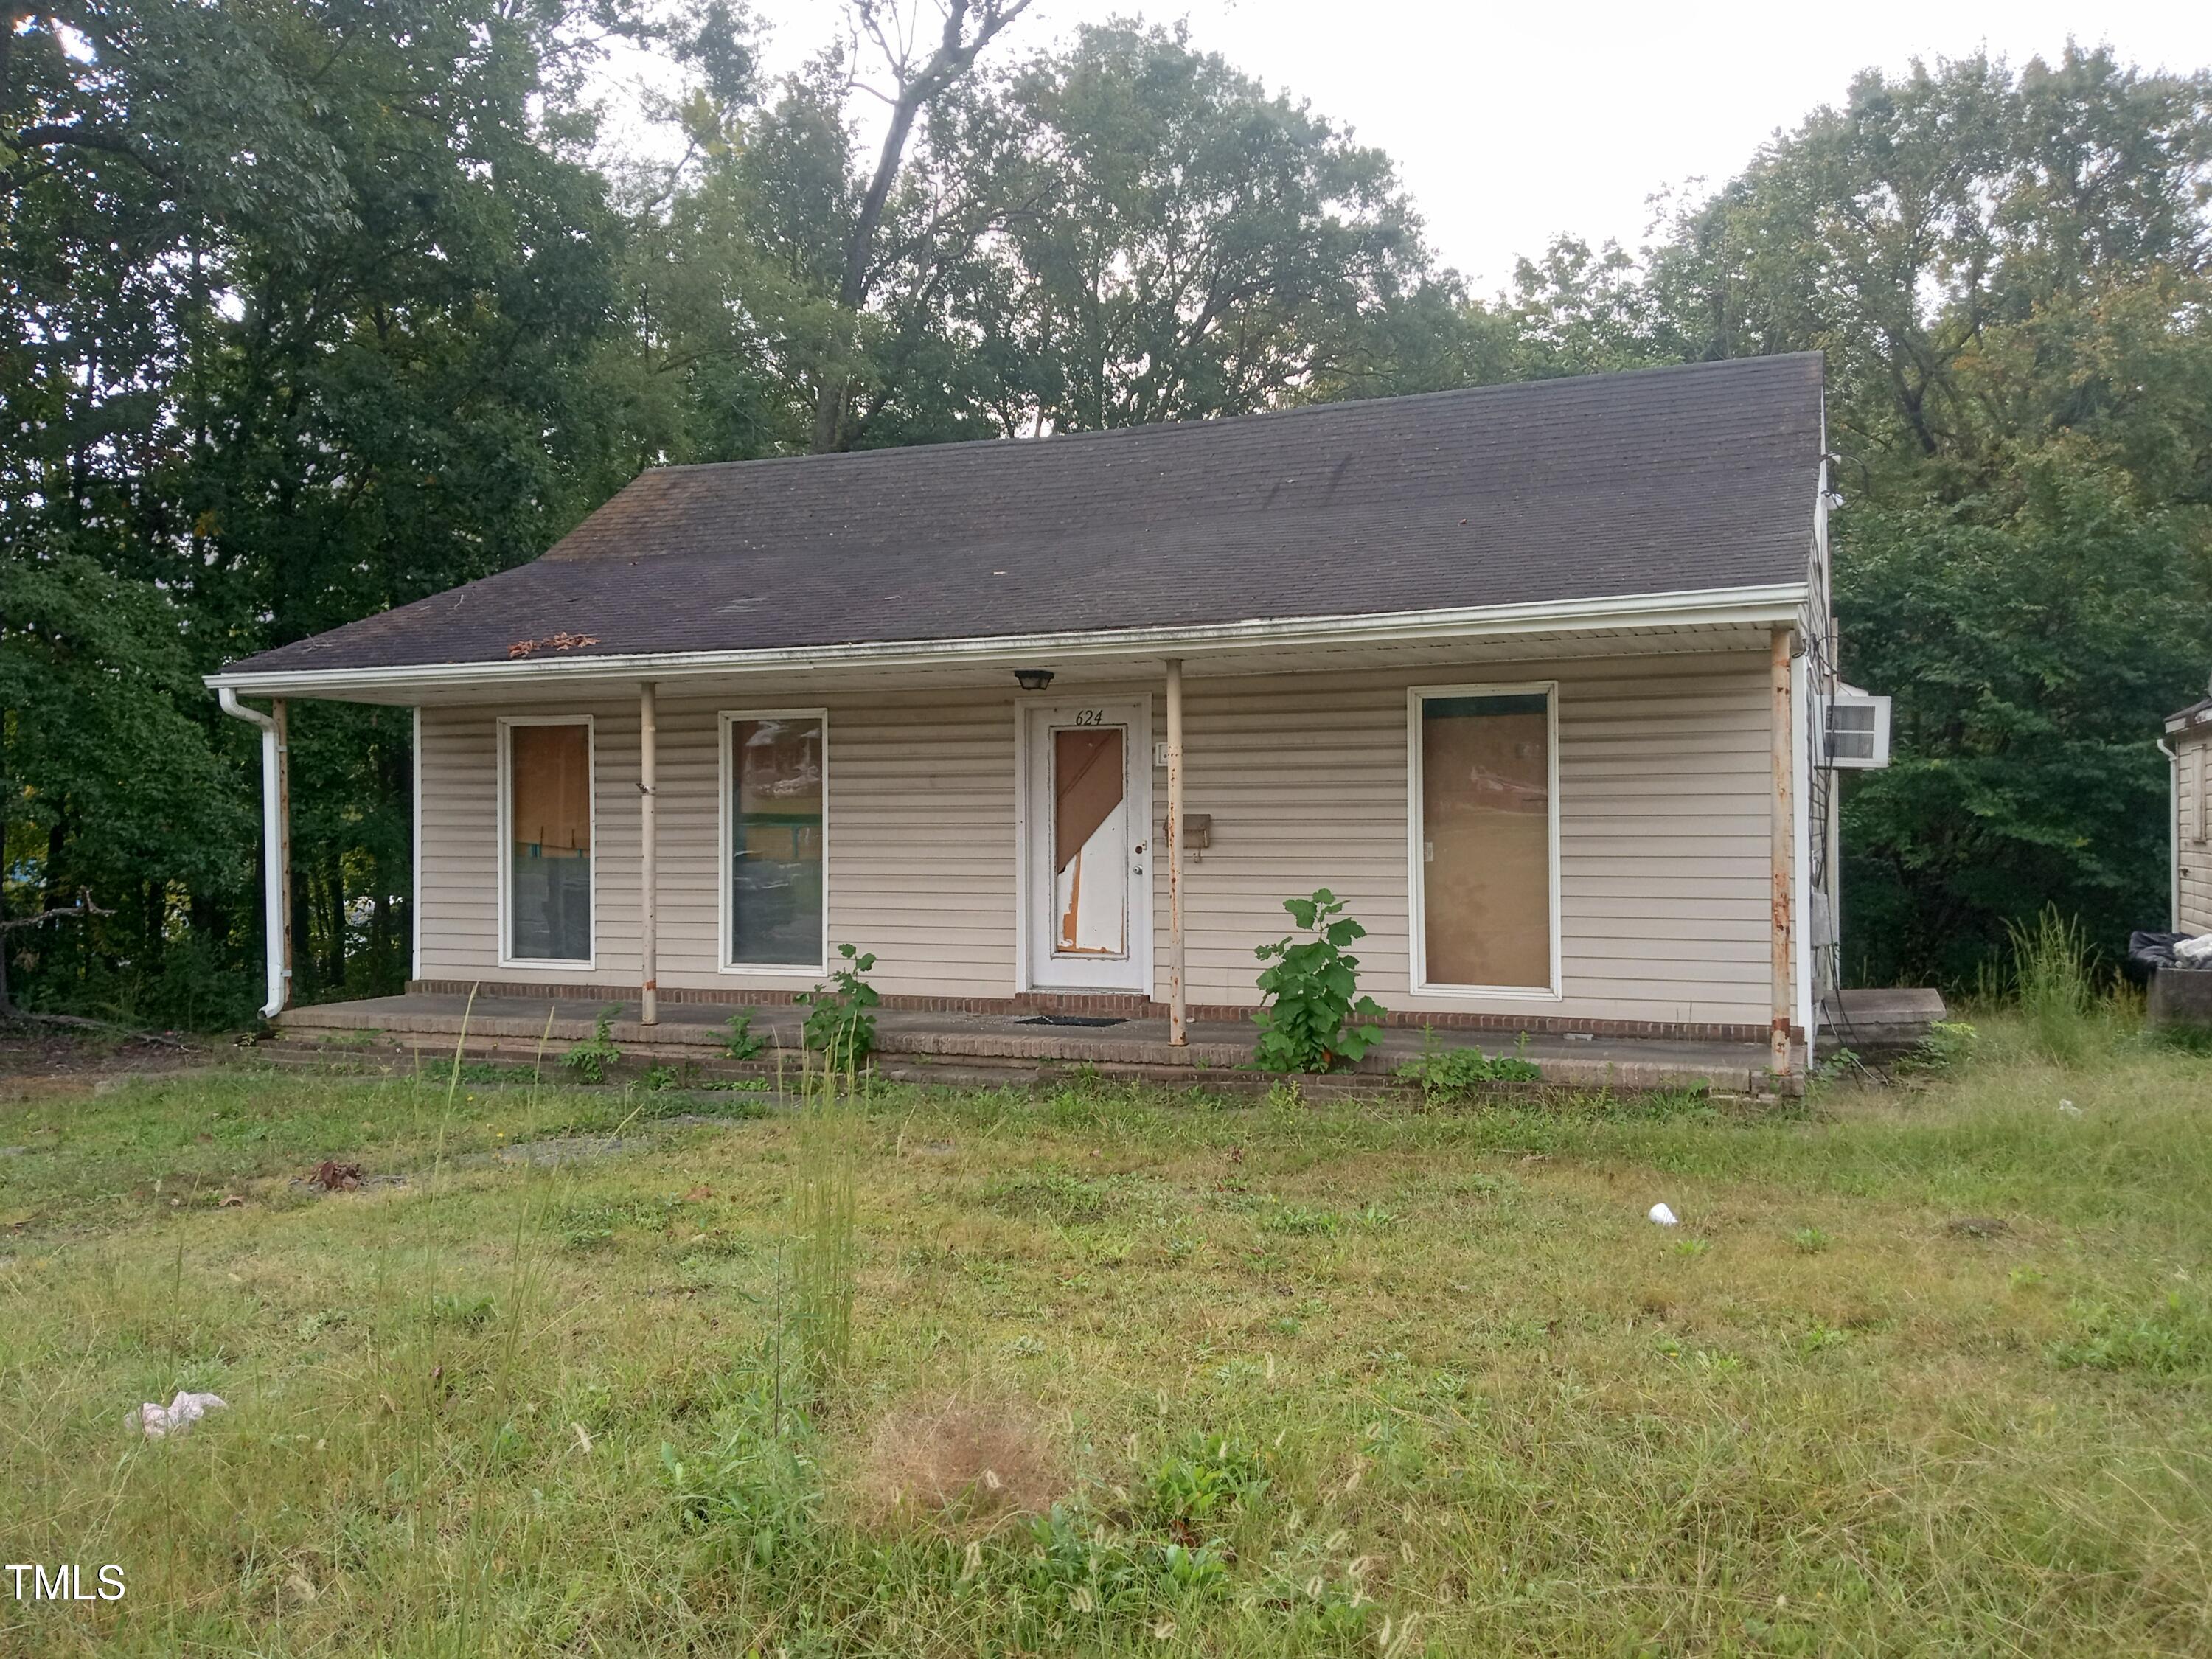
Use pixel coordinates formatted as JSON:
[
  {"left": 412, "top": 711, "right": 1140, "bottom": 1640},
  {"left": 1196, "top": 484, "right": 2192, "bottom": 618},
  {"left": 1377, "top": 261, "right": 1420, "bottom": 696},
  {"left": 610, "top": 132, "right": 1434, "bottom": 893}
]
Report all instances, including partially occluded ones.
[
  {"left": 1769, "top": 627, "right": 1795, "bottom": 1078},
  {"left": 1165, "top": 658, "right": 1186, "bottom": 1046},
  {"left": 639, "top": 680, "right": 658, "bottom": 1026}
]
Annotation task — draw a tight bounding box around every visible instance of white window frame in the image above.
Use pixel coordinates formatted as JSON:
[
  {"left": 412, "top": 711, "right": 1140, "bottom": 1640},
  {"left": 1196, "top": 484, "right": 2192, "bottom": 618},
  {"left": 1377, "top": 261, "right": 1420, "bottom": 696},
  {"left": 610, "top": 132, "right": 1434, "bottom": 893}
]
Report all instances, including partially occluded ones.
[
  {"left": 496, "top": 713, "right": 597, "bottom": 971},
  {"left": 1826, "top": 687, "right": 1891, "bottom": 769},
  {"left": 1406, "top": 681, "right": 1563, "bottom": 1001},
  {"left": 718, "top": 707, "right": 831, "bottom": 976},
  {"left": 2195, "top": 736, "right": 2210, "bottom": 846}
]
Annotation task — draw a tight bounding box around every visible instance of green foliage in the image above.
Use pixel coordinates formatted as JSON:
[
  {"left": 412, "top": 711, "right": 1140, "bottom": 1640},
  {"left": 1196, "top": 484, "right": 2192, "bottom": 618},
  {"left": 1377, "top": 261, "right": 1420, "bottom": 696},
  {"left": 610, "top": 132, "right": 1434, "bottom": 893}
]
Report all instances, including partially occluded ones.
[
  {"left": 1251, "top": 889, "right": 1385, "bottom": 1073},
  {"left": 1143, "top": 1436, "right": 1273, "bottom": 1537},
  {"left": 796, "top": 945, "right": 879, "bottom": 1071},
  {"left": 1394, "top": 1027, "right": 1543, "bottom": 1100},
  {"left": 2052, "top": 1291, "right": 2212, "bottom": 1377},
  {"left": 560, "top": 1007, "right": 624, "bottom": 1085},
  {"left": 721, "top": 1009, "right": 766, "bottom": 1061},
  {"left": 1, "top": 0, "right": 625, "bottom": 1023},
  {"left": 1899, "top": 1020, "right": 1980, "bottom": 1075}
]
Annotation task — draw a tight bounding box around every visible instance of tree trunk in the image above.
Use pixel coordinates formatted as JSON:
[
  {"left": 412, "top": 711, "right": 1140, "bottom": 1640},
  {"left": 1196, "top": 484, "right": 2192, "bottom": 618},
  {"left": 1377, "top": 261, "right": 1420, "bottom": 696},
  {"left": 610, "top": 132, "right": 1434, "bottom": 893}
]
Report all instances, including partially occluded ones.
[{"left": 808, "top": 0, "right": 1030, "bottom": 452}]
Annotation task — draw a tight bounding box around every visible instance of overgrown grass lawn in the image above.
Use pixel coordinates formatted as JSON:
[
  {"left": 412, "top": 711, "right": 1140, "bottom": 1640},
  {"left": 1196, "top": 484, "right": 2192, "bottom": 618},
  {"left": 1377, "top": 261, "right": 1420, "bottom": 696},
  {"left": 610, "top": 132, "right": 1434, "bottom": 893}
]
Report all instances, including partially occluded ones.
[{"left": 4, "top": 1030, "right": 2211, "bottom": 1655}]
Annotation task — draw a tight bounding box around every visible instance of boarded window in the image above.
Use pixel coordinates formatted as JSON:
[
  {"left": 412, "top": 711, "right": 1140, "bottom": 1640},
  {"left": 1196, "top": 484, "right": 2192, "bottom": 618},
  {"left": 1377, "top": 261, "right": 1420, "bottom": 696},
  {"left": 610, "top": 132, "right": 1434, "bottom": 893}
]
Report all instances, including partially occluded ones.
[
  {"left": 729, "top": 716, "right": 825, "bottom": 966},
  {"left": 508, "top": 722, "right": 591, "bottom": 961},
  {"left": 1053, "top": 726, "right": 1127, "bottom": 955},
  {"left": 1419, "top": 692, "right": 1553, "bottom": 989}
]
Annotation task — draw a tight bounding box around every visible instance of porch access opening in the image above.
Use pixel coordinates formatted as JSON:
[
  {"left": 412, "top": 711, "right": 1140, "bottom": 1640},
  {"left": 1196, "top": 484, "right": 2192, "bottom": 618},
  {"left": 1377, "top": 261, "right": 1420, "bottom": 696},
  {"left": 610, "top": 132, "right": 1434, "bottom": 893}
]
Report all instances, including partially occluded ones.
[{"left": 1018, "top": 1014, "right": 1127, "bottom": 1028}]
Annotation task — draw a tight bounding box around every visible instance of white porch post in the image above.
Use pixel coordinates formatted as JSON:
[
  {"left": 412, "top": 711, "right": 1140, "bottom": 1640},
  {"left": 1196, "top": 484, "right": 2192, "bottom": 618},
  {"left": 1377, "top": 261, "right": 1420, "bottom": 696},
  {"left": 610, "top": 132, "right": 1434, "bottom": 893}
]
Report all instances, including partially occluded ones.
[
  {"left": 639, "top": 680, "right": 658, "bottom": 1025},
  {"left": 1165, "top": 658, "right": 1186, "bottom": 1046},
  {"left": 274, "top": 699, "right": 292, "bottom": 1005},
  {"left": 1769, "top": 627, "right": 1795, "bottom": 1078},
  {"left": 217, "top": 687, "right": 291, "bottom": 1019}
]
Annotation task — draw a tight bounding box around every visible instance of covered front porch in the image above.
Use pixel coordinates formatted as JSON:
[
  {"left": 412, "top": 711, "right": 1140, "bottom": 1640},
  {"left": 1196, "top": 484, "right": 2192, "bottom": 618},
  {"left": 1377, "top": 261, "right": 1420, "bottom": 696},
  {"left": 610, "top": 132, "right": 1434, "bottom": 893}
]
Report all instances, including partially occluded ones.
[{"left": 266, "top": 988, "right": 1805, "bottom": 1097}]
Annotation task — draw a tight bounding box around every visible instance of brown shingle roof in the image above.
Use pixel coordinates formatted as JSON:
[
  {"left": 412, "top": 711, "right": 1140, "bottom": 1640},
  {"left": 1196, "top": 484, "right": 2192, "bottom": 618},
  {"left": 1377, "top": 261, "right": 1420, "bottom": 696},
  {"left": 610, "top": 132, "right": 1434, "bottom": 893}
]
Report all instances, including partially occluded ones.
[{"left": 221, "top": 353, "right": 1825, "bottom": 676}]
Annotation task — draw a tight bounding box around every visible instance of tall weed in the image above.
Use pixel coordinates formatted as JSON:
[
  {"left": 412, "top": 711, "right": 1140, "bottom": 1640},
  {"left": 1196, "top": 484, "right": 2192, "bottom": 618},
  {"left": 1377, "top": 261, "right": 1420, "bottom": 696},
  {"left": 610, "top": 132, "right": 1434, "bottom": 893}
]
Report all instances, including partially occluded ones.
[
  {"left": 791, "top": 1057, "right": 862, "bottom": 1388},
  {"left": 2007, "top": 908, "right": 2102, "bottom": 1063}
]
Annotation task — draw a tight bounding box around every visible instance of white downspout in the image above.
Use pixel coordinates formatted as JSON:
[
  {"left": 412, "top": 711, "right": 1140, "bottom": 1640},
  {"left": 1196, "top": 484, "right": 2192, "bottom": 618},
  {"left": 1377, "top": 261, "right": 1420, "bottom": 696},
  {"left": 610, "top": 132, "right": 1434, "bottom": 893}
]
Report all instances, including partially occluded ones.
[
  {"left": 2158, "top": 738, "right": 2179, "bottom": 930},
  {"left": 218, "top": 687, "right": 290, "bottom": 1019},
  {"left": 1165, "top": 658, "right": 1186, "bottom": 1046}
]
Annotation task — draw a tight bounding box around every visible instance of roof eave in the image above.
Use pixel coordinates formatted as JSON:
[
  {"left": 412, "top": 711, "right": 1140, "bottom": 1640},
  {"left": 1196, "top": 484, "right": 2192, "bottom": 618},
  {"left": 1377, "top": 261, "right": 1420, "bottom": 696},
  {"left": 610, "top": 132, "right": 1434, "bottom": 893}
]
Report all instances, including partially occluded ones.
[{"left": 206, "top": 582, "right": 1814, "bottom": 700}]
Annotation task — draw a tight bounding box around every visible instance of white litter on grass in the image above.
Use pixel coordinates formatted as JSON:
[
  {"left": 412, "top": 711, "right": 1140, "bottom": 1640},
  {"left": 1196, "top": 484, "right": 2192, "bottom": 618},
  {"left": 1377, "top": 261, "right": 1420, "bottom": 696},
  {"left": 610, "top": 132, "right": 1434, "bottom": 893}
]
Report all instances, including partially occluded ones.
[
  {"left": 128, "top": 1391, "right": 228, "bottom": 1439},
  {"left": 1648, "top": 1203, "right": 1680, "bottom": 1227},
  {"left": 2059, "top": 1100, "right": 2082, "bottom": 1117}
]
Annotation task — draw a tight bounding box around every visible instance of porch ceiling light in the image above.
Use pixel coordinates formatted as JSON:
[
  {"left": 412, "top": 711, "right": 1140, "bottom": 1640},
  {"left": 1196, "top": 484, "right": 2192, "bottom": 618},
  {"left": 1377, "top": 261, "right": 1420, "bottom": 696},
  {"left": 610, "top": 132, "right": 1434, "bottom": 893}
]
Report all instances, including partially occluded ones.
[{"left": 1014, "top": 667, "right": 1055, "bottom": 691}]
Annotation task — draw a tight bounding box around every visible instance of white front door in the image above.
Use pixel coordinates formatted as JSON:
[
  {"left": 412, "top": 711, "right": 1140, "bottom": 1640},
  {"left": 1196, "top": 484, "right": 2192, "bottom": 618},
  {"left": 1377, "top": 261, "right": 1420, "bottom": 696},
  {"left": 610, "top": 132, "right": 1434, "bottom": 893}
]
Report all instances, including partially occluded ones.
[{"left": 1023, "top": 700, "right": 1152, "bottom": 992}]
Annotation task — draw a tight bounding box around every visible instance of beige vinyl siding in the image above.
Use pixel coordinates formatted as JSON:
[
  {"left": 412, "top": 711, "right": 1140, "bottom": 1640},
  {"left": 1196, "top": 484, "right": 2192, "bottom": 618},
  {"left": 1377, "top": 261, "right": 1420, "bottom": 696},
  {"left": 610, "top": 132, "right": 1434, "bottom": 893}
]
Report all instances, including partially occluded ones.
[
  {"left": 2182, "top": 730, "right": 2212, "bottom": 933},
  {"left": 420, "top": 690, "right": 1015, "bottom": 1000},
  {"left": 416, "top": 647, "right": 1787, "bottom": 1026},
  {"left": 1150, "top": 653, "right": 1776, "bottom": 1026}
]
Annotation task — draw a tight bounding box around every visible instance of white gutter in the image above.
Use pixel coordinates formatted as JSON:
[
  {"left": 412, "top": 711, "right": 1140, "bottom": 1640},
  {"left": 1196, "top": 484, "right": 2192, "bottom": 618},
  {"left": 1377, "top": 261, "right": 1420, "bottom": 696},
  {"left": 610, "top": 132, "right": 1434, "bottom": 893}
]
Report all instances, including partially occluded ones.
[
  {"left": 2158, "top": 737, "right": 2179, "bottom": 930},
  {"left": 202, "top": 582, "right": 1812, "bottom": 700},
  {"left": 218, "top": 687, "right": 290, "bottom": 1019}
]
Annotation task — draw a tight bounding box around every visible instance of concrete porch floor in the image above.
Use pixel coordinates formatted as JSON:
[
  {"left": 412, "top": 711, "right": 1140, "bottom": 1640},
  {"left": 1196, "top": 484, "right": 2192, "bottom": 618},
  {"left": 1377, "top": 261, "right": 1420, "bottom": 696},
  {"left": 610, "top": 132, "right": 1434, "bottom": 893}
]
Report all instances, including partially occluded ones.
[{"left": 271, "top": 992, "right": 1803, "bottom": 1098}]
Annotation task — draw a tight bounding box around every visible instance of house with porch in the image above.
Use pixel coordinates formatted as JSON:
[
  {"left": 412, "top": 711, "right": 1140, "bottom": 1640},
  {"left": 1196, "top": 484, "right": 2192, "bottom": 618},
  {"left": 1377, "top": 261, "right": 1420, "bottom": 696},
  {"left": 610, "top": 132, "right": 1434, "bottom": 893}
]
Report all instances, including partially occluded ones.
[{"left": 210, "top": 354, "right": 1857, "bottom": 1093}]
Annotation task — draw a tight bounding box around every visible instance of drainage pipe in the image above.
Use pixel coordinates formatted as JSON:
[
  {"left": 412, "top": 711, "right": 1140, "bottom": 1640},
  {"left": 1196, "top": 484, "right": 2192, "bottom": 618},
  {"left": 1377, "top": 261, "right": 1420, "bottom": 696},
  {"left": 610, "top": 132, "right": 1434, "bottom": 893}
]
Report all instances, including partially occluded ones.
[
  {"left": 1769, "top": 627, "right": 1795, "bottom": 1079},
  {"left": 218, "top": 686, "right": 291, "bottom": 1020}
]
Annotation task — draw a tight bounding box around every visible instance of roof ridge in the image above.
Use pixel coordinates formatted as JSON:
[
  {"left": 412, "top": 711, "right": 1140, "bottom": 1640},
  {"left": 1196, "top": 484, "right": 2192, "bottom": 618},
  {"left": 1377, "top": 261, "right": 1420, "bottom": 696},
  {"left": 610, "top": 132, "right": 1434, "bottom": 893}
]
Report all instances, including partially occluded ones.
[{"left": 644, "top": 352, "right": 1826, "bottom": 480}]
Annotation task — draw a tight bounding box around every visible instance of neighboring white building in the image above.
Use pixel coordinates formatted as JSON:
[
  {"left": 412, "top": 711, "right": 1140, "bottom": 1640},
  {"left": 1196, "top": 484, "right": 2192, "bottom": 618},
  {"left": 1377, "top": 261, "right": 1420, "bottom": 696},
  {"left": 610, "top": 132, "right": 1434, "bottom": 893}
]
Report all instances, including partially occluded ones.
[{"left": 2168, "top": 681, "right": 2212, "bottom": 934}]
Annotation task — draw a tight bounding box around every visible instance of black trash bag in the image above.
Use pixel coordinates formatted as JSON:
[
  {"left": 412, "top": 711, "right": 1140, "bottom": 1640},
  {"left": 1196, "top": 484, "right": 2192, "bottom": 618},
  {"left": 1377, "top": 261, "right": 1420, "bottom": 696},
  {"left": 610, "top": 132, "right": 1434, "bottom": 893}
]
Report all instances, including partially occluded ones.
[{"left": 2127, "top": 931, "right": 2207, "bottom": 983}]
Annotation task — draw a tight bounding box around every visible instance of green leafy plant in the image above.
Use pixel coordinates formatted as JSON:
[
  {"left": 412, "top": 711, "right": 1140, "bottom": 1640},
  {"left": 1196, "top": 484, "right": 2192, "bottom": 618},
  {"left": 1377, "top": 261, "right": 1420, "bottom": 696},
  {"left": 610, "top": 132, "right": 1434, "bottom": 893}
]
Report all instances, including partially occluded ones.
[
  {"left": 721, "top": 1009, "right": 765, "bottom": 1061},
  {"left": 797, "top": 945, "right": 879, "bottom": 1071},
  {"left": 1394, "top": 1026, "right": 1542, "bottom": 1099},
  {"left": 2051, "top": 1290, "right": 2212, "bottom": 1377},
  {"left": 1251, "top": 889, "right": 1385, "bottom": 1073},
  {"left": 1899, "top": 1019, "right": 1979, "bottom": 1074},
  {"left": 560, "top": 1006, "right": 623, "bottom": 1084},
  {"left": 1144, "top": 1436, "right": 1272, "bottom": 1540}
]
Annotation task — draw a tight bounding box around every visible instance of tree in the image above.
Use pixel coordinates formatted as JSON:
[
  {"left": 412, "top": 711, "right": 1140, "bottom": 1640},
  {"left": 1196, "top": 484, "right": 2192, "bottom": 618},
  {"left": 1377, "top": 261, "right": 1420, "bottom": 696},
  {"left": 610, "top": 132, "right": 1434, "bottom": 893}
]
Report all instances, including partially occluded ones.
[
  {"left": 812, "top": 0, "right": 1032, "bottom": 451},
  {"left": 1606, "top": 46, "right": 2212, "bottom": 982},
  {"left": 2, "top": 0, "right": 636, "bottom": 1018},
  {"left": 987, "top": 22, "right": 1444, "bottom": 430}
]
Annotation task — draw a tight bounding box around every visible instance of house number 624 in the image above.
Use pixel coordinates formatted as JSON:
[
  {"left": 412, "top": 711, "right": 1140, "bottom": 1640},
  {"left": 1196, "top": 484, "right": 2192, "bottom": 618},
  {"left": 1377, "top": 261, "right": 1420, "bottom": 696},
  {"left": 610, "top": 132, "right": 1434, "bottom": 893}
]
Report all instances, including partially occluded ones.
[{"left": 1071, "top": 709, "right": 1107, "bottom": 726}]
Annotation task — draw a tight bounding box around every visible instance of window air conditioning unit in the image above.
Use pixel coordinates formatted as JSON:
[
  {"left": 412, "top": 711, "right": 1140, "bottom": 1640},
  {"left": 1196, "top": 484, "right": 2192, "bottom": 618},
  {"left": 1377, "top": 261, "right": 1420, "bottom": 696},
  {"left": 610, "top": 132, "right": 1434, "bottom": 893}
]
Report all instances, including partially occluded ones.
[{"left": 1826, "top": 683, "right": 1891, "bottom": 769}]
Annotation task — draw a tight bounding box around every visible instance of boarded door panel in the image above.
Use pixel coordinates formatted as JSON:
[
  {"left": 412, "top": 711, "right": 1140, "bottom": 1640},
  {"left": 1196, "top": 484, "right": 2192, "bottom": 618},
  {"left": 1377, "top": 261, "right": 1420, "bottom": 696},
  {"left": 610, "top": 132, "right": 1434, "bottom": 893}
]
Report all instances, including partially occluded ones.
[
  {"left": 1054, "top": 727, "right": 1127, "bottom": 955},
  {"left": 1421, "top": 693, "right": 1551, "bottom": 988}
]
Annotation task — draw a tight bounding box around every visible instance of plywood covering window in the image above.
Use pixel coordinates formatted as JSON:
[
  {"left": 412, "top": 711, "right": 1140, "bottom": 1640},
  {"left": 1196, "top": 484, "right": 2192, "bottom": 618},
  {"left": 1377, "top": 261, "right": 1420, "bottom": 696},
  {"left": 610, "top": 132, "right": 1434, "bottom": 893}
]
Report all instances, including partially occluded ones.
[
  {"left": 504, "top": 718, "right": 593, "bottom": 964},
  {"left": 1053, "top": 727, "right": 1128, "bottom": 956},
  {"left": 1411, "top": 686, "right": 1559, "bottom": 995},
  {"left": 724, "top": 712, "right": 827, "bottom": 970}
]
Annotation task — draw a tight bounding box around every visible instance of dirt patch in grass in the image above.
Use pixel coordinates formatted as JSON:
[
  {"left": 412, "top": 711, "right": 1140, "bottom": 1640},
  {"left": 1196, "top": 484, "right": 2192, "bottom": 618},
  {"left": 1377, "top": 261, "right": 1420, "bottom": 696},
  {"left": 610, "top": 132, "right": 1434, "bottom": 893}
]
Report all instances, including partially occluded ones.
[
  {"left": 0, "top": 1029, "right": 214, "bottom": 1099},
  {"left": 847, "top": 1398, "right": 1066, "bottom": 1537}
]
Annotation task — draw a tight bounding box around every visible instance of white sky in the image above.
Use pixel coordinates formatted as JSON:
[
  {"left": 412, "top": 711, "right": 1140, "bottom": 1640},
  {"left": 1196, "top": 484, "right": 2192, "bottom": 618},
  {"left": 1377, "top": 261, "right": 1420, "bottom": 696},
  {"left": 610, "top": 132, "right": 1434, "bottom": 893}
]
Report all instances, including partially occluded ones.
[{"left": 602, "top": 0, "right": 2212, "bottom": 293}]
